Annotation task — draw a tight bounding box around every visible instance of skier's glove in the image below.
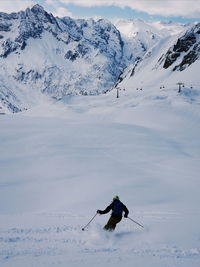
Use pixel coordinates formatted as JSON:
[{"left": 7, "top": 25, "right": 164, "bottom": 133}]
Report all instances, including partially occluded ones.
[
  {"left": 124, "top": 214, "right": 128, "bottom": 218},
  {"left": 97, "top": 210, "right": 101, "bottom": 214}
]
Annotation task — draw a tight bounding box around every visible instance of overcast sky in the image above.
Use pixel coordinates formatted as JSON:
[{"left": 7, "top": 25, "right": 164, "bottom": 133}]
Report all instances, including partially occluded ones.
[{"left": 0, "top": 0, "right": 200, "bottom": 23}]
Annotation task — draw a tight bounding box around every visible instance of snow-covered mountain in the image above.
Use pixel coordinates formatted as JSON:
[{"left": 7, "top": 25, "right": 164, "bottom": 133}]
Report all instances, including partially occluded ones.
[
  {"left": 116, "top": 22, "right": 200, "bottom": 93},
  {"left": 114, "top": 19, "right": 186, "bottom": 62},
  {"left": 0, "top": 4, "right": 128, "bottom": 112},
  {"left": 0, "top": 4, "right": 199, "bottom": 113}
]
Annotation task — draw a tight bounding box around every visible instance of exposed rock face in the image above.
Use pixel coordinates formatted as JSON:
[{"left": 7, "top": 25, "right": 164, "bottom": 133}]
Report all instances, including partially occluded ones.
[{"left": 160, "top": 23, "right": 200, "bottom": 71}]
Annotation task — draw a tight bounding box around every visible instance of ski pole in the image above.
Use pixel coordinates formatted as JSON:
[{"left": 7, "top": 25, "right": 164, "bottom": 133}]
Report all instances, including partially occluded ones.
[
  {"left": 82, "top": 212, "right": 98, "bottom": 231},
  {"left": 127, "top": 216, "right": 144, "bottom": 228}
]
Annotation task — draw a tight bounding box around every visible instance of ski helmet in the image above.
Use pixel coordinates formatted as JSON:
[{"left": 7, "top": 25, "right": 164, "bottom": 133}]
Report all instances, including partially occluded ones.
[{"left": 113, "top": 195, "right": 119, "bottom": 201}]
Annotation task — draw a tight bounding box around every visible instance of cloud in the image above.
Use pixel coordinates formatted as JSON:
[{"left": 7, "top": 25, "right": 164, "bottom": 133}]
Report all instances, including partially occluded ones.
[
  {"left": 0, "top": 0, "right": 36, "bottom": 13},
  {"left": 53, "top": 7, "right": 73, "bottom": 17},
  {"left": 1, "top": 0, "right": 199, "bottom": 19},
  {"left": 46, "top": 0, "right": 200, "bottom": 18}
]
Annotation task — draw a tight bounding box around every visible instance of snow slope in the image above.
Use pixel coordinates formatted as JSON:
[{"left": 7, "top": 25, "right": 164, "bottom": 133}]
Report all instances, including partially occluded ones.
[
  {"left": 116, "top": 22, "right": 200, "bottom": 98},
  {"left": 0, "top": 83, "right": 200, "bottom": 266}
]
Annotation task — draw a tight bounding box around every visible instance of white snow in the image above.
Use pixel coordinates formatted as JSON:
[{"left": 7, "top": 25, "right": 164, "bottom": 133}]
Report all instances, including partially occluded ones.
[
  {"left": 0, "top": 83, "right": 200, "bottom": 266},
  {"left": 114, "top": 19, "right": 187, "bottom": 39},
  {"left": 117, "top": 25, "right": 200, "bottom": 94},
  {"left": 114, "top": 19, "right": 189, "bottom": 63}
]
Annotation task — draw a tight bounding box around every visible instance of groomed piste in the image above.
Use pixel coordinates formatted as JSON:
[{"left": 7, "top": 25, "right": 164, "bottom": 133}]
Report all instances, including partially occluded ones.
[{"left": 0, "top": 84, "right": 200, "bottom": 267}]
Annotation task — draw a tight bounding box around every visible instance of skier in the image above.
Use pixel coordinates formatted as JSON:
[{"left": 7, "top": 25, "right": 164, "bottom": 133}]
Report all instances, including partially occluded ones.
[{"left": 97, "top": 195, "right": 129, "bottom": 231}]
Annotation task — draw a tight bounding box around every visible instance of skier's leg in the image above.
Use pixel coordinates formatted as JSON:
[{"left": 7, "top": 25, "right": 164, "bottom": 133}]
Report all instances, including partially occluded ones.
[
  {"left": 104, "top": 216, "right": 115, "bottom": 231},
  {"left": 104, "top": 216, "right": 121, "bottom": 231}
]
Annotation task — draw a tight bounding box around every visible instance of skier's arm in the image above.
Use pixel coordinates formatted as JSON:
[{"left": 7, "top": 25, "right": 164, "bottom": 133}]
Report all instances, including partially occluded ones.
[
  {"left": 97, "top": 203, "right": 113, "bottom": 215},
  {"left": 123, "top": 205, "right": 129, "bottom": 218}
]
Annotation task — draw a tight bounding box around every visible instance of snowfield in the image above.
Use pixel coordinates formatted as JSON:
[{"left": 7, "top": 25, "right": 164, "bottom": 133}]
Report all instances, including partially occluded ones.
[{"left": 0, "top": 86, "right": 200, "bottom": 267}]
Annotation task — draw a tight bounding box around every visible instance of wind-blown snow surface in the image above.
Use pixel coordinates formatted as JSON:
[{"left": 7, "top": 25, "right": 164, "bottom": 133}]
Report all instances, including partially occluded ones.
[{"left": 0, "top": 87, "right": 200, "bottom": 267}]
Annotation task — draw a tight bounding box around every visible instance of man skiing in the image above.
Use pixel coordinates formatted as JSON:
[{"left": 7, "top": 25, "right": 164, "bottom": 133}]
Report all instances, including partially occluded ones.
[{"left": 97, "top": 195, "right": 129, "bottom": 231}]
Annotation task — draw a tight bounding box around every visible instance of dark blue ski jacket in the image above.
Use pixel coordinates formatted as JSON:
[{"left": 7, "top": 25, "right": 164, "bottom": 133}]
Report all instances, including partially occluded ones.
[{"left": 98, "top": 199, "right": 129, "bottom": 219}]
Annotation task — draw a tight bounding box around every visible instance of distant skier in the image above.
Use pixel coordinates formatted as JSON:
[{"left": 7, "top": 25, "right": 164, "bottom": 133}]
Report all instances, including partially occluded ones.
[{"left": 97, "top": 195, "right": 129, "bottom": 231}]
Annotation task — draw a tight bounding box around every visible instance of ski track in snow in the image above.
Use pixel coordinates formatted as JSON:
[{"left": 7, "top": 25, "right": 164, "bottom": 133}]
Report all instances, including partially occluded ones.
[
  {"left": 1, "top": 88, "right": 200, "bottom": 266},
  {"left": 0, "top": 213, "right": 200, "bottom": 267}
]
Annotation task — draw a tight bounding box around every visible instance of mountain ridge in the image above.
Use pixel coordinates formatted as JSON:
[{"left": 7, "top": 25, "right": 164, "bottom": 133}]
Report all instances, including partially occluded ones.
[
  {"left": 0, "top": 4, "right": 127, "bottom": 112},
  {"left": 0, "top": 4, "right": 199, "bottom": 113}
]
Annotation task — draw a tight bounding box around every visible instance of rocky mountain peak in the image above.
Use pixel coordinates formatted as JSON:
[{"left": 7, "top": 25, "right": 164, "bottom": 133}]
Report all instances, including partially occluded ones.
[{"left": 30, "top": 4, "right": 45, "bottom": 14}]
